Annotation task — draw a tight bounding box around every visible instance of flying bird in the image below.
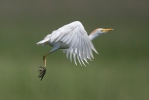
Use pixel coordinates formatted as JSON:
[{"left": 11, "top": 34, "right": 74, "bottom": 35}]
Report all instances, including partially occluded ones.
[{"left": 37, "top": 21, "right": 113, "bottom": 80}]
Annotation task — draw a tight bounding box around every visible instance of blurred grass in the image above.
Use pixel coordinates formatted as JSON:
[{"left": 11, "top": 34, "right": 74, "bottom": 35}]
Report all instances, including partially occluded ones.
[
  {"left": 0, "top": 18, "right": 148, "bottom": 100},
  {"left": 0, "top": 0, "right": 149, "bottom": 100}
]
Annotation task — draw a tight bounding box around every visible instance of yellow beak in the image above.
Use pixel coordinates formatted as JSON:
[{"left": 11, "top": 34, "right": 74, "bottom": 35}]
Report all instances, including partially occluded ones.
[{"left": 102, "top": 28, "right": 114, "bottom": 33}]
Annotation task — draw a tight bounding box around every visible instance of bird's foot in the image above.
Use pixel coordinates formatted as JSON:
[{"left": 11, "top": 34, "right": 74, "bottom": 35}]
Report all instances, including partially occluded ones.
[{"left": 38, "top": 66, "right": 46, "bottom": 80}]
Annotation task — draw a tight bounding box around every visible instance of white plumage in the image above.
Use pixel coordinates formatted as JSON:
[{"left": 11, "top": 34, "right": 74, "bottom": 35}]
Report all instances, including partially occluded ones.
[
  {"left": 37, "top": 21, "right": 113, "bottom": 66},
  {"left": 37, "top": 21, "right": 113, "bottom": 80}
]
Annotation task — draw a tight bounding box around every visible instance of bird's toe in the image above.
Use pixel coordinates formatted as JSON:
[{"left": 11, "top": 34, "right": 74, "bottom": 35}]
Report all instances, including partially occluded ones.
[{"left": 38, "top": 66, "right": 46, "bottom": 80}]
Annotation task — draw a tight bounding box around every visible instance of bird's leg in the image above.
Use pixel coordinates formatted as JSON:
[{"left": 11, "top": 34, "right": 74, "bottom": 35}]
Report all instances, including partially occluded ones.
[
  {"left": 38, "top": 53, "right": 49, "bottom": 80},
  {"left": 38, "top": 46, "right": 60, "bottom": 80}
]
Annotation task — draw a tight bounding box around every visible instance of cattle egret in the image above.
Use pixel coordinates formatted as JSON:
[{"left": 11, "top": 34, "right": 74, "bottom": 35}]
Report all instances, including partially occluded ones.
[{"left": 37, "top": 21, "right": 113, "bottom": 80}]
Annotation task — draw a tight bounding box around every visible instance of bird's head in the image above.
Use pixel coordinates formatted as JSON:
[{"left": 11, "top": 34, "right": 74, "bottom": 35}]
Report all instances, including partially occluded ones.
[
  {"left": 89, "top": 28, "right": 113, "bottom": 40},
  {"left": 91, "top": 28, "right": 114, "bottom": 35}
]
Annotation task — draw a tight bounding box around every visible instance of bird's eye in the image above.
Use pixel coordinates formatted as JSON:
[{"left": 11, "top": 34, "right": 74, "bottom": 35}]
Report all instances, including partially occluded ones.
[{"left": 101, "top": 30, "right": 104, "bottom": 32}]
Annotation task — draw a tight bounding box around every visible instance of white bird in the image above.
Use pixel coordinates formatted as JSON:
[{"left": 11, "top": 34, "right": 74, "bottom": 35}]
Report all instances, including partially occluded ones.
[{"left": 37, "top": 21, "right": 113, "bottom": 80}]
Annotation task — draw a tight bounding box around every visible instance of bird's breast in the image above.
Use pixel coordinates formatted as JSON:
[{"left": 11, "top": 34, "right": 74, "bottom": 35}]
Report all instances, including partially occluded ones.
[{"left": 50, "top": 41, "right": 69, "bottom": 49}]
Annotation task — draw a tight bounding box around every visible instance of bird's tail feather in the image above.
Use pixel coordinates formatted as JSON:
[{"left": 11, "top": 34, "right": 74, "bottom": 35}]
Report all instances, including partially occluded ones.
[{"left": 36, "top": 39, "right": 49, "bottom": 45}]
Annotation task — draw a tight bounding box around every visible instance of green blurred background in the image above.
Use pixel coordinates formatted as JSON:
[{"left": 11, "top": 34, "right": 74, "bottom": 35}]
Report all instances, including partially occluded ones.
[{"left": 0, "top": 0, "right": 149, "bottom": 100}]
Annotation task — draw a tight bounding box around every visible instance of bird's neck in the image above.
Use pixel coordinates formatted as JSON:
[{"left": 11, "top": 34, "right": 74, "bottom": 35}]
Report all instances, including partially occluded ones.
[{"left": 88, "top": 33, "right": 103, "bottom": 41}]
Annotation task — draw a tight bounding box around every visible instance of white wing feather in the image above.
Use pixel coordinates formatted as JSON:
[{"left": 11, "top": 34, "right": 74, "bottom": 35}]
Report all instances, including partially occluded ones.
[{"left": 38, "top": 21, "right": 98, "bottom": 65}]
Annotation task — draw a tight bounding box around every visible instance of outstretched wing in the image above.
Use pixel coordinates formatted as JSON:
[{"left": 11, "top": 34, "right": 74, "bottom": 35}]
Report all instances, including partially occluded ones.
[
  {"left": 37, "top": 21, "right": 98, "bottom": 66},
  {"left": 50, "top": 21, "right": 98, "bottom": 66}
]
